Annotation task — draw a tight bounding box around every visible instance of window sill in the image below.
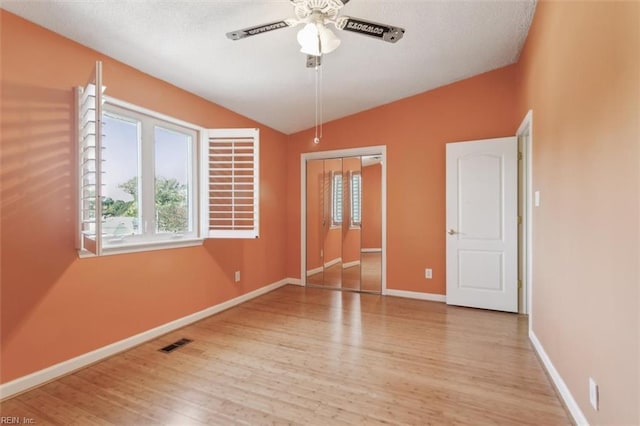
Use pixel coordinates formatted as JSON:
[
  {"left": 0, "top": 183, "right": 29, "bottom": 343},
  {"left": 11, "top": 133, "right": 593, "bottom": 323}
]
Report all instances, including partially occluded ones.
[{"left": 78, "top": 237, "right": 204, "bottom": 258}]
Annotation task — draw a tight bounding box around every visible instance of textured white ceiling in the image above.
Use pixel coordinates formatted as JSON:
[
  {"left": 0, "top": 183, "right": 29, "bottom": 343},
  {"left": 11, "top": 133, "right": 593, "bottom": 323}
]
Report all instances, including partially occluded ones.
[{"left": 1, "top": 0, "right": 536, "bottom": 134}]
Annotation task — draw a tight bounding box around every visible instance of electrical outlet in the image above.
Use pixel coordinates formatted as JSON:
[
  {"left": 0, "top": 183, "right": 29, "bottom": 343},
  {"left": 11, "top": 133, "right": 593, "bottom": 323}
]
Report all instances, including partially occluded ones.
[
  {"left": 425, "top": 268, "right": 433, "bottom": 279},
  {"left": 234, "top": 271, "right": 241, "bottom": 283},
  {"left": 589, "top": 377, "right": 599, "bottom": 411}
]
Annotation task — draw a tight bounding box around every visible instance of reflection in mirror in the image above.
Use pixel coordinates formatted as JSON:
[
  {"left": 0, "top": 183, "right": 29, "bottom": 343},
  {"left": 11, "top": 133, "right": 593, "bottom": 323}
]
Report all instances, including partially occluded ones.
[
  {"left": 305, "top": 154, "right": 383, "bottom": 294},
  {"left": 323, "top": 158, "right": 343, "bottom": 288},
  {"left": 305, "top": 159, "right": 324, "bottom": 285},
  {"left": 350, "top": 170, "right": 362, "bottom": 229},
  {"left": 341, "top": 156, "right": 362, "bottom": 291},
  {"left": 361, "top": 155, "right": 383, "bottom": 293},
  {"left": 330, "top": 171, "right": 343, "bottom": 228}
]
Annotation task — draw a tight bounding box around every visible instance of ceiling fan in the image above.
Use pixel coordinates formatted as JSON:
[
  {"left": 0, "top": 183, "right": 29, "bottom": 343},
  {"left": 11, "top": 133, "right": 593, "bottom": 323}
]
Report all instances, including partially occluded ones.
[{"left": 226, "top": 0, "right": 405, "bottom": 67}]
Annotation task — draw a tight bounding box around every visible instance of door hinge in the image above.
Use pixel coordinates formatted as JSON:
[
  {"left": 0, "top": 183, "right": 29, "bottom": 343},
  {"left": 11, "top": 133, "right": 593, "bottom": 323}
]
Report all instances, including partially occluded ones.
[
  {"left": 518, "top": 151, "right": 523, "bottom": 160},
  {"left": 518, "top": 279, "right": 522, "bottom": 289},
  {"left": 518, "top": 215, "right": 522, "bottom": 225}
]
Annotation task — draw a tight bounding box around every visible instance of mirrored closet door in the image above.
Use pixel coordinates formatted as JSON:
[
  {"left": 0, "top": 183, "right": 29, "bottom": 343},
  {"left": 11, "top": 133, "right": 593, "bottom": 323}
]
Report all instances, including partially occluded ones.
[{"left": 305, "top": 155, "right": 382, "bottom": 293}]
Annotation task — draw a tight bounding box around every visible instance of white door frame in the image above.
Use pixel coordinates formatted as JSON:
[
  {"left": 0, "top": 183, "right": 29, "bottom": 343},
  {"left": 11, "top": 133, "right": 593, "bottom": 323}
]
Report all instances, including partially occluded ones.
[
  {"left": 516, "top": 110, "right": 533, "bottom": 316},
  {"left": 300, "top": 146, "right": 387, "bottom": 293}
]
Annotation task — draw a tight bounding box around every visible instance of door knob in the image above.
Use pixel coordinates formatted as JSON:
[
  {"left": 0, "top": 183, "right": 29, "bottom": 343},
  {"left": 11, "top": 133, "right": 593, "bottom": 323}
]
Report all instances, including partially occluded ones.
[{"left": 448, "top": 229, "right": 457, "bottom": 235}]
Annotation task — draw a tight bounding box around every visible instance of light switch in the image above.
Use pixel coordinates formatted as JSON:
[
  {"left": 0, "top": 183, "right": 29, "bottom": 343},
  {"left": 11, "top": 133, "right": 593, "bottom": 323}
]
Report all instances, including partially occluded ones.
[{"left": 534, "top": 190, "right": 541, "bottom": 207}]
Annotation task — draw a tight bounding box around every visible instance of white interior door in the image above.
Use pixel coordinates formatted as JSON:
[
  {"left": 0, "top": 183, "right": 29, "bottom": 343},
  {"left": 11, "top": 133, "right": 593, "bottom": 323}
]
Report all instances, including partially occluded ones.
[{"left": 446, "top": 137, "right": 518, "bottom": 312}]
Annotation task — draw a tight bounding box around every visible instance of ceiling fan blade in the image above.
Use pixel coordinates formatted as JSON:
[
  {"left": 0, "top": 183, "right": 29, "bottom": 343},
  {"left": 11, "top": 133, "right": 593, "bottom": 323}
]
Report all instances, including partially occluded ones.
[
  {"left": 226, "top": 19, "right": 298, "bottom": 40},
  {"left": 335, "top": 16, "right": 405, "bottom": 43}
]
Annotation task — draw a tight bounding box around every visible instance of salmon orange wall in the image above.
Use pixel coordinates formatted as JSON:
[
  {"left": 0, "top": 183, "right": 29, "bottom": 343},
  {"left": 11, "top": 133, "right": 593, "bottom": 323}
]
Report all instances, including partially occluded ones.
[
  {"left": 305, "top": 160, "right": 324, "bottom": 271},
  {"left": 286, "top": 65, "right": 520, "bottom": 294},
  {"left": 361, "top": 163, "right": 382, "bottom": 249},
  {"left": 515, "top": 1, "right": 639, "bottom": 423},
  {"left": 0, "top": 11, "right": 288, "bottom": 383}
]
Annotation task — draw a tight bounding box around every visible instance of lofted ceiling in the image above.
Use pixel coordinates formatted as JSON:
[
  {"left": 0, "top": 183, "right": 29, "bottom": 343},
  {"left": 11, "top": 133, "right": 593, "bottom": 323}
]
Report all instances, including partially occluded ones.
[{"left": 1, "top": 0, "right": 536, "bottom": 134}]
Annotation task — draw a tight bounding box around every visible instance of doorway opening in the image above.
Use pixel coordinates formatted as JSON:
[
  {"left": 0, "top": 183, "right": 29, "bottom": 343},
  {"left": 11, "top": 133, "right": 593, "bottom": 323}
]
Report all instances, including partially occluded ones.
[{"left": 301, "top": 146, "right": 387, "bottom": 294}]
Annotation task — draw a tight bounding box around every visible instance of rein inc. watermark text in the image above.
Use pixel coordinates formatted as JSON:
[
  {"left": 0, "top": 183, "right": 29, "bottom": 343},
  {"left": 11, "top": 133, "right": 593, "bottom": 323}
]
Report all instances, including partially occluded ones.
[{"left": 0, "top": 418, "right": 35, "bottom": 424}]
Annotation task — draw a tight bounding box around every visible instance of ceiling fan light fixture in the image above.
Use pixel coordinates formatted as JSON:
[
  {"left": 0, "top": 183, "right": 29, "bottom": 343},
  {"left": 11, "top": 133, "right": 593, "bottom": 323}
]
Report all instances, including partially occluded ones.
[
  {"left": 298, "top": 23, "right": 321, "bottom": 56},
  {"left": 297, "top": 22, "right": 340, "bottom": 56},
  {"left": 318, "top": 24, "right": 341, "bottom": 54}
]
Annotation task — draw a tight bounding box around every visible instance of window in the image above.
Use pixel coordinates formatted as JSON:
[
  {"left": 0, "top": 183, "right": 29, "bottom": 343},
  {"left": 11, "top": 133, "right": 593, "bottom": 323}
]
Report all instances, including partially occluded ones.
[
  {"left": 350, "top": 171, "right": 362, "bottom": 227},
  {"left": 155, "top": 127, "right": 193, "bottom": 235},
  {"left": 331, "top": 171, "right": 343, "bottom": 227},
  {"left": 101, "top": 111, "right": 141, "bottom": 239},
  {"left": 77, "top": 62, "right": 259, "bottom": 256},
  {"left": 99, "top": 102, "right": 198, "bottom": 249}
]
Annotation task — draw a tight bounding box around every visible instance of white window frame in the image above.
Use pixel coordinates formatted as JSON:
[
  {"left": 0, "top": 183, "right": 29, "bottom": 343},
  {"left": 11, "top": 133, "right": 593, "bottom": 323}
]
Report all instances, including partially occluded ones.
[
  {"left": 78, "top": 98, "right": 202, "bottom": 257},
  {"left": 102, "top": 100, "right": 199, "bottom": 245}
]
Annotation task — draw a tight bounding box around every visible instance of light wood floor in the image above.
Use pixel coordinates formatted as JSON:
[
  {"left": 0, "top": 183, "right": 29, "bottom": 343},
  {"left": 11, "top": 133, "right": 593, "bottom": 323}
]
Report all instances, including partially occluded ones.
[
  {"left": 308, "top": 252, "right": 382, "bottom": 293},
  {"left": 0, "top": 285, "right": 570, "bottom": 425}
]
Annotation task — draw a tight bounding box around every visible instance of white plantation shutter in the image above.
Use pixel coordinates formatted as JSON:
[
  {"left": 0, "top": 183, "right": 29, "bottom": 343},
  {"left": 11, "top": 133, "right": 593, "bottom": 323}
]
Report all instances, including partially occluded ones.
[
  {"left": 331, "top": 171, "right": 343, "bottom": 226},
  {"left": 204, "top": 128, "right": 259, "bottom": 238},
  {"left": 76, "top": 61, "right": 105, "bottom": 255},
  {"left": 350, "top": 171, "right": 362, "bottom": 226}
]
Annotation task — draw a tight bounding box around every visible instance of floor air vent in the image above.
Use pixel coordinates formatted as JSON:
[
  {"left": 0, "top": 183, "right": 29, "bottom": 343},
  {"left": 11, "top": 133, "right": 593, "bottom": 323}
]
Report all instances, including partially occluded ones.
[{"left": 159, "top": 338, "right": 193, "bottom": 353}]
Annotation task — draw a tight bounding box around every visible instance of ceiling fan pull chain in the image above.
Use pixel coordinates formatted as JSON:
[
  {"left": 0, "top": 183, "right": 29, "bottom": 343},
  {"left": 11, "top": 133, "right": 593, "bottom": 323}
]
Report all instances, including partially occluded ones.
[
  {"left": 314, "top": 62, "right": 320, "bottom": 144},
  {"left": 319, "top": 62, "right": 323, "bottom": 140}
]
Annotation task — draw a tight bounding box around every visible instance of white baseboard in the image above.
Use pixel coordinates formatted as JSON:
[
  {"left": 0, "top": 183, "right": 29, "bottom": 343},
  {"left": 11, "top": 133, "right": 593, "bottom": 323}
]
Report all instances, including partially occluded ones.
[
  {"left": 529, "top": 330, "right": 588, "bottom": 425},
  {"left": 306, "top": 266, "right": 323, "bottom": 276},
  {"left": 384, "top": 289, "right": 446, "bottom": 303},
  {"left": 305, "top": 258, "right": 343, "bottom": 277},
  {"left": 342, "top": 260, "right": 361, "bottom": 269},
  {"left": 324, "top": 257, "right": 342, "bottom": 268},
  {"left": 307, "top": 259, "right": 359, "bottom": 275},
  {"left": 287, "top": 278, "right": 303, "bottom": 286},
  {"left": 0, "top": 278, "right": 291, "bottom": 400},
  {"left": 361, "top": 248, "right": 382, "bottom": 253}
]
